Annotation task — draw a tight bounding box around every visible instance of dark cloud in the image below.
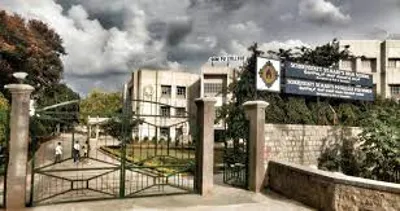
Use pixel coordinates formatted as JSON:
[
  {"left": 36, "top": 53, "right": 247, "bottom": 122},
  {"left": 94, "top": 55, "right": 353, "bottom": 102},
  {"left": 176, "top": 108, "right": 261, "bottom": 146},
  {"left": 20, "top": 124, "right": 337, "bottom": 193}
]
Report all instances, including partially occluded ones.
[
  {"left": 147, "top": 21, "right": 168, "bottom": 41},
  {"left": 56, "top": 0, "right": 125, "bottom": 29},
  {"left": 166, "top": 18, "right": 193, "bottom": 46}
]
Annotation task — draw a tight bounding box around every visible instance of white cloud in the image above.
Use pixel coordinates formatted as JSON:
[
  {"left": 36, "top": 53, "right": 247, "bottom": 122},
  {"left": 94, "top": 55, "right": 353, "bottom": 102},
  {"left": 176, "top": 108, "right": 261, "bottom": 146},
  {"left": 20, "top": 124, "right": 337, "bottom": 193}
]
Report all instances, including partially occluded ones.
[
  {"left": 260, "top": 40, "right": 310, "bottom": 53},
  {"left": 299, "top": 0, "right": 351, "bottom": 25},
  {"left": 1, "top": 0, "right": 177, "bottom": 94}
]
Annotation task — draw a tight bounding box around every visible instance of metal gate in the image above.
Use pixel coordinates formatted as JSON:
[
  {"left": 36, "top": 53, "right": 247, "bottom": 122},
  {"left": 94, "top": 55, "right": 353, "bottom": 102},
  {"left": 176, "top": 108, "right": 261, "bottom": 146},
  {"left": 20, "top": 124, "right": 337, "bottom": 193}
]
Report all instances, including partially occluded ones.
[
  {"left": 29, "top": 99, "right": 197, "bottom": 206},
  {"left": 222, "top": 121, "right": 249, "bottom": 189}
]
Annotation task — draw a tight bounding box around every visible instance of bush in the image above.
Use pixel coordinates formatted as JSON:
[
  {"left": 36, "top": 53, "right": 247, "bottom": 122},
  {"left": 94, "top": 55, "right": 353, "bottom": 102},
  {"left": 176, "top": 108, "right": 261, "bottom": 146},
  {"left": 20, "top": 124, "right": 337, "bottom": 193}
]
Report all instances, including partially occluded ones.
[
  {"left": 318, "top": 104, "right": 400, "bottom": 183},
  {"left": 318, "top": 138, "right": 364, "bottom": 177}
]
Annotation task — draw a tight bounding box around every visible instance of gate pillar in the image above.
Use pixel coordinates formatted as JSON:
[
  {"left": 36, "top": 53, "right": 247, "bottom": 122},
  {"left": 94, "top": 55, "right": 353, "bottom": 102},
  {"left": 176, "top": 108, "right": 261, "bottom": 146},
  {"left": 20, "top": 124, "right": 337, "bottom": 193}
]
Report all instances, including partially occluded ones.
[
  {"left": 243, "top": 101, "right": 269, "bottom": 193},
  {"left": 4, "top": 83, "right": 34, "bottom": 209},
  {"left": 194, "top": 98, "right": 216, "bottom": 196}
]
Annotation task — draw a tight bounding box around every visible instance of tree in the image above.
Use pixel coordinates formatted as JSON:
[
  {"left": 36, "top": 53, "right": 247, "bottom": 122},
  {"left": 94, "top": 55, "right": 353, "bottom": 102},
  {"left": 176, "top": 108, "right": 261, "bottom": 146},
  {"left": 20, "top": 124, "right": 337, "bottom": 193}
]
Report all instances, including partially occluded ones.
[
  {"left": 357, "top": 103, "right": 400, "bottom": 182},
  {"left": 30, "top": 83, "right": 80, "bottom": 138},
  {"left": 0, "top": 10, "right": 66, "bottom": 97},
  {"left": 79, "top": 90, "right": 122, "bottom": 123},
  {"left": 0, "top": 93, "right": 8, "bottom": 146}
]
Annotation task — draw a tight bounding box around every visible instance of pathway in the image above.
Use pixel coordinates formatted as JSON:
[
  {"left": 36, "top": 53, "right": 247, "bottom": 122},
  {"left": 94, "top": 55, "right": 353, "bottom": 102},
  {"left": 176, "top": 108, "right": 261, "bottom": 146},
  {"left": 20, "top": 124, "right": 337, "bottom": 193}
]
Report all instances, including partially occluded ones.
[{"left": 21, "top": 175, "right": 314, "bottom": 211}]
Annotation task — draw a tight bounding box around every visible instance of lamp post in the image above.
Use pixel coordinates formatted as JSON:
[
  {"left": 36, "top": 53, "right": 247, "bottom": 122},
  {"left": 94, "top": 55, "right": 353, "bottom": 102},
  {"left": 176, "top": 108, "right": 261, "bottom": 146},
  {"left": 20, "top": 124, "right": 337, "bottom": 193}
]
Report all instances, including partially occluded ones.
[{"left": 4, "top": 72, "right": 34, "bottom": 209}]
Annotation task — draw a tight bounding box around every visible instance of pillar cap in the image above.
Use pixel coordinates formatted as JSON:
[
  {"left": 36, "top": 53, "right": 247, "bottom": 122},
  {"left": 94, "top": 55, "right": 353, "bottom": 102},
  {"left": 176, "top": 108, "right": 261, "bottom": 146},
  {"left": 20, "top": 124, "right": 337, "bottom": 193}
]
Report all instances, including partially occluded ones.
[
  {"left": 4, "top": 84, "right": 35, "bottom": 92},
  {"left": 243, "top": 100, "right": 269, "bottom": 108},
  {"left": 195, "top": 97, "right": 217, "bottom": 103}
]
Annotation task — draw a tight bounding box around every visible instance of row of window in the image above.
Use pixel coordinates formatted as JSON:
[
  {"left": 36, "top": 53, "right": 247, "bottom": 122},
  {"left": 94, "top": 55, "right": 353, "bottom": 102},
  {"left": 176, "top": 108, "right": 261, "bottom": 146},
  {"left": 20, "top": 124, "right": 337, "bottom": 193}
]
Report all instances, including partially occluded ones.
[
  {"left": 161, "top": 85, "right": 186, "bottom": 98},
  {"left": 160, "top": 106, "right": 186, "bottom": 117},
  {"left": 341, "top": 59, "right": 377, "bottom": 72},
  {"left": 342, "top": 58, "right": 400, "bottom": 70},
  {"left": 388, "top": 59, "right": 400, "bottom": 68}
]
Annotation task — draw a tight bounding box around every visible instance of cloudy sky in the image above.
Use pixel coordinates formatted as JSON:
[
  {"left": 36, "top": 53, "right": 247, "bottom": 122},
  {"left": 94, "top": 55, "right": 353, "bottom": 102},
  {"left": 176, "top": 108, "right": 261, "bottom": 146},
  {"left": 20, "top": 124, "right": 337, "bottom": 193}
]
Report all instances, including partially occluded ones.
[{"left": 2, "top": 0, "right": 400, "bottom": 95}]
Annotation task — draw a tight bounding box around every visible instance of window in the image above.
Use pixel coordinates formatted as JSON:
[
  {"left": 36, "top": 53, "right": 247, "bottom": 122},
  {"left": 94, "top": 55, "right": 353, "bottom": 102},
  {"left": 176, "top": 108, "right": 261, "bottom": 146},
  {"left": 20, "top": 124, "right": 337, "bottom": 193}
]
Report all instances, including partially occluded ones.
[
  {"left": 362, "top": 58, "right": 376, "bottom": 72},
  {"left": 161, "top": 85, "right": 171, "bottom": 97},
  {"left": 390, "top": 85, "right": 400, "bottom": 96},
  {"left": 176, "top": 86, "right": 186, "bottom": 98},
  {"left": 388, "top": 59, "right": 400, "bottom": 68},
  {"left": 160, "top": 106, "right": 170, "bottom": 117},
  {"left": 175, "top": 107, "right": 186, "bottom": 117},
  {"left": 204, "top": 83, "right": 223, "bottom": 96},
  {"left": 160, "top": 127, "right": 170, "bottom": 138},
  {"left": 341, "top": 59, "right": 353, "bottom": 69},
  {"left": 362, "top": 59, "right": 371, "bottom": 68}
]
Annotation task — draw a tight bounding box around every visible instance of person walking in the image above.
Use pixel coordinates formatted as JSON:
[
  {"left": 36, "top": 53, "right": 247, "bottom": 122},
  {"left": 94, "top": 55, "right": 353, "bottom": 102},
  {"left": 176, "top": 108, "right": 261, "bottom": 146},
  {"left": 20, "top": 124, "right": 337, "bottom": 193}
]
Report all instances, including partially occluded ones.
[
  {"left": 73, "top": 140, "right": 80, "bottom": 165},
  {"left": 55, "top": 142, "right": 62, "bottom": 163}
]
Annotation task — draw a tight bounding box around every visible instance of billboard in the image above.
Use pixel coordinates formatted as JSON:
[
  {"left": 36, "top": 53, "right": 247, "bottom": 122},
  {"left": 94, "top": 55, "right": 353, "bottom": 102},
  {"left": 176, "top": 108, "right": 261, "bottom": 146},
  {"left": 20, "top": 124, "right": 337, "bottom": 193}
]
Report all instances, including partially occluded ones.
[
  {"left": 256, "top": 57, "right": 281, "bottom": 92},
  {"left": 285, "top": 62, "right": 373, "bottom": 87},
  {"left": 284, "top": 78, "right": 374, "bottom": 101}
]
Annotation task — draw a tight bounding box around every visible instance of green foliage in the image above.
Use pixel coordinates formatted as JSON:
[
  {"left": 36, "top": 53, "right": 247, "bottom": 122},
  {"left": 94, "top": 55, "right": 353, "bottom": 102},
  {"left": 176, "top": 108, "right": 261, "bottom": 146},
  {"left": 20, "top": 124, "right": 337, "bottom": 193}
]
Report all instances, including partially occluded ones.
[
  {"left": 101, "top": 109, "right": 142, "bottom": 142},
  {"left": 358, "top": 105, "right": 400, "bottom": 182},
  {"left": 319, "top": 102, "right": 400, "bottom": 183},
  {"left": 0, "top": 93, "right": 9, "bottom": 148},
  {"left": 79, "top": 90, "right": 122, "bottom": 123}
]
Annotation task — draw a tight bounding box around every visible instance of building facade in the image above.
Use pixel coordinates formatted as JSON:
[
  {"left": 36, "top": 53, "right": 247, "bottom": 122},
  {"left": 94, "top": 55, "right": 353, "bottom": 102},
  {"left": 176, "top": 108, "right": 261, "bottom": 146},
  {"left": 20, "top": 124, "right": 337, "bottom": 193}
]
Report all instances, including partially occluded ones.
[
  {"left": 127, "top": 62, "right": 239, "bottom": 142},
  {"left": 127, "top": 69, "right": 200, "bottom": 142},
  {"left": 339, "top": 39, "right": 400, "bottom": 99}
]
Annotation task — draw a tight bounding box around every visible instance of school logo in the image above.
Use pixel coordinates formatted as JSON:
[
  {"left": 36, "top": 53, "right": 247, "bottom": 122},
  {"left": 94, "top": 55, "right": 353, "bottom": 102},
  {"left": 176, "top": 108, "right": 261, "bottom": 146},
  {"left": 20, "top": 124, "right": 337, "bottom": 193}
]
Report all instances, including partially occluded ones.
[{"left": 258, "top": 61, "right": 278, "bottom": 88}]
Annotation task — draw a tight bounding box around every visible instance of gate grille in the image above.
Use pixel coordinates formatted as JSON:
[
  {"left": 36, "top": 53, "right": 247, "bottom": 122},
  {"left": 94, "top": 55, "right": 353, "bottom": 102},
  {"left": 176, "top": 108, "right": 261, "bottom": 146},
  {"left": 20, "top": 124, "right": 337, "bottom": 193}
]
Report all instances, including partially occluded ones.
[{"left": 29, "top": 99, "right": 197, "bottom": 206}]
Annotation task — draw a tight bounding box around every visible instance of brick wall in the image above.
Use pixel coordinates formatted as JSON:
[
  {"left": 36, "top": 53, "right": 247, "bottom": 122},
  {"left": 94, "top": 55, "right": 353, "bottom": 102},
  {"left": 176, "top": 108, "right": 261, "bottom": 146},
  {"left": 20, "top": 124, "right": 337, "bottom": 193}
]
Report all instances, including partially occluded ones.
[
  {"left": 264, "top": 124, "right": 361, "bottom": 168},
  {"left": 268, "top": 161, "right": 400, "bottom": 211}
]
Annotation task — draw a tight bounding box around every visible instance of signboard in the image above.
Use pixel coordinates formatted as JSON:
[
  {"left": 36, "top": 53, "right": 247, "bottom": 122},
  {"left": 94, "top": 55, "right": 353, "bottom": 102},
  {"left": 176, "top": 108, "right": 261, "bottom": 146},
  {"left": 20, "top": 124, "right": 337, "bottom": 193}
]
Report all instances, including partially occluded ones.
[
  {"left": 284, "top": 78, "right": 374, "bottom": 101},
  {"left": 285, "top": 62, "right": 373, "bottom": 87},
  {"left": 209, "top": 55, "right": 246, "bottom": 63},
  {"left": 256, "top": 57, "right": 281, "bottom": 92}
]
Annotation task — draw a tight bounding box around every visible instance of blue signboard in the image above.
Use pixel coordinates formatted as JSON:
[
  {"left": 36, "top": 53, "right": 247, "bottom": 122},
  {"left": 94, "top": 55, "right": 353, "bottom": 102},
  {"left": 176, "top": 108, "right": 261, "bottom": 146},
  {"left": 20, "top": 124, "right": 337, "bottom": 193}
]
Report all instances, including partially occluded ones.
[
  {"left": 285, "top": 62, "right": 373, "bottom": 87},
  {"left": 284, "top": 78, "right": 374, "bottom": 101}
]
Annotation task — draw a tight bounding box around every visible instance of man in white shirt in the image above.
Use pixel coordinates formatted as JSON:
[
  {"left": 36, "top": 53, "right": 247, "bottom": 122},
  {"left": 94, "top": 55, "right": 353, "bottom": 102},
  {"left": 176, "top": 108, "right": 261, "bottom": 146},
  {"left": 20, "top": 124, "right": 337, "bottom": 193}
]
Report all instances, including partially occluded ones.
[
  {"left": 73, "top": 140, "right": 80, "bottom": 164},
  {"left": 55, "top": 142, "right": 62, "bottom": 163}
]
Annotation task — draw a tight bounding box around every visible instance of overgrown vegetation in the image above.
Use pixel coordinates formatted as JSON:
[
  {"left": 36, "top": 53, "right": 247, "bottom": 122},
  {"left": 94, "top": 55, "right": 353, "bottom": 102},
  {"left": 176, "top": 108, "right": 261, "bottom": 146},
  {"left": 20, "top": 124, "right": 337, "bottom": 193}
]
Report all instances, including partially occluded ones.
[{"left": 319, "top": 102, "right": 400, "bottom": 183}]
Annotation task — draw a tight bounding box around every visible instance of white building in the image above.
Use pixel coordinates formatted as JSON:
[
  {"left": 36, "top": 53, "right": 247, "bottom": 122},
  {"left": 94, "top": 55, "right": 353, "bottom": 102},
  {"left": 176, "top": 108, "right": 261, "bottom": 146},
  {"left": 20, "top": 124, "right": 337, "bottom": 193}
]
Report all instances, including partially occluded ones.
[
  {"left": 127, "top": 61, "right": 240, "bottom": 142},
  {"left": 127, "top": 69, "right": 200, "bottom": 142},
  {"left": 339, "top": 39, "right": 400, "bottom": 99},
  {"left": 200, "top": 63, "right": 239, "bottom": 141}
]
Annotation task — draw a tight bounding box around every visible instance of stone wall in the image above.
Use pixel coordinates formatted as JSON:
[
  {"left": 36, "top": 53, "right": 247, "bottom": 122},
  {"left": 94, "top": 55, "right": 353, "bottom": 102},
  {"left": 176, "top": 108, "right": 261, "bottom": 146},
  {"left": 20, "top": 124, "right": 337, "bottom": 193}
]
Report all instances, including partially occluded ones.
[
  {"left": 267, "top": 160, "right": 400, "bottom": 211},
  {"left": 264, "top": 124, "right": 361, "bottom": 168}
]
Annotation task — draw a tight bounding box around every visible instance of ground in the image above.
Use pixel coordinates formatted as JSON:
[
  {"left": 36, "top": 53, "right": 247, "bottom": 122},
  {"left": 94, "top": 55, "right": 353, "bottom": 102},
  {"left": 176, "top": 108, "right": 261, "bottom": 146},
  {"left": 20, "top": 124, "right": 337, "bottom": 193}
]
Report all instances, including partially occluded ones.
[
  {"left": 21, "top": 132, "right": 314, "bottom": 210},
  {"left": 20, "top": 174, "right": 314, "bottom": 211}
]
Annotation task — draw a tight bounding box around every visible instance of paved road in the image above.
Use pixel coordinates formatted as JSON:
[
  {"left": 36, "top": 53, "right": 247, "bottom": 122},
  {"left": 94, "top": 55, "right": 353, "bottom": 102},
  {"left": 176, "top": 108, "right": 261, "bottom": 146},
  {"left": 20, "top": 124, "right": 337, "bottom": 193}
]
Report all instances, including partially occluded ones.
[{"left": 21, "top": 177, "right": 313, "bottom": 211}]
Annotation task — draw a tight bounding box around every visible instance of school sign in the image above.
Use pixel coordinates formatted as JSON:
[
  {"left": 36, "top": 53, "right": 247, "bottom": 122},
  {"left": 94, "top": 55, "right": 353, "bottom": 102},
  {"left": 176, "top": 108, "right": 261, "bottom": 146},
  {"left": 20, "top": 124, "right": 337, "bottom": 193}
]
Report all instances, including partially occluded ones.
[{"left": 256, "top": 58, "right": 374, "bottom": 101}]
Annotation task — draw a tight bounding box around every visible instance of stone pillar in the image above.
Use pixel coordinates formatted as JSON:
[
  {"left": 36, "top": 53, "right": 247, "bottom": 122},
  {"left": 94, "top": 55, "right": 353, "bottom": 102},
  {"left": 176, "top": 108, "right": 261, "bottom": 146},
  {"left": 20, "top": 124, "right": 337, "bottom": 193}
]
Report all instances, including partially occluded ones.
[
  {"left": 243, "top": 101, "right": 269, "bottom": 193},
  {"left": 194, "top": 98, "right": 216, "bottom": 196},
  {"left": 95, "top": 125, "right": 100, "bottom": 140},
  {"left": 4, "top": 84, "right": 34, "bottom": 209},
  {"left": 56, "top": 123, "right": 60, "bottom": 134}
]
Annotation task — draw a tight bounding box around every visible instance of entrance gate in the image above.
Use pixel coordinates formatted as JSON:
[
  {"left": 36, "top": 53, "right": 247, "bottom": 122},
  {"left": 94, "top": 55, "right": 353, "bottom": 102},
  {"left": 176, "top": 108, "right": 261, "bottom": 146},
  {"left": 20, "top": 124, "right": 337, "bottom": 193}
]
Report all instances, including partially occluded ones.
[
  {"left": 222, "top": 122, "right": 249, "bottom": 189},
  {"left": 29, "top": 99, "right": 197, "bottom": 206}
]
